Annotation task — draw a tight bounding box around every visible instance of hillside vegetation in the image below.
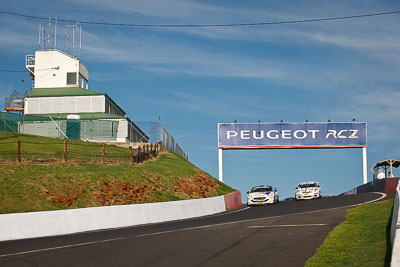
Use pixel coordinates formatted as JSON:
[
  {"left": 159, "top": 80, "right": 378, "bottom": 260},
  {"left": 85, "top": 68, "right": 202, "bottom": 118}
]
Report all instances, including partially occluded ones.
[{"left": 0, "top": 132, "right": 236, "bottom": 214}]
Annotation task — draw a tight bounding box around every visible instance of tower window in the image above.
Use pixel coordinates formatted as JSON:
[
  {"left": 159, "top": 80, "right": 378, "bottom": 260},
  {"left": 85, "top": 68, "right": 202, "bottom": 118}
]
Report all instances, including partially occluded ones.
[{"left": 67, "top": 72, "right": 77, "bottom": 85}]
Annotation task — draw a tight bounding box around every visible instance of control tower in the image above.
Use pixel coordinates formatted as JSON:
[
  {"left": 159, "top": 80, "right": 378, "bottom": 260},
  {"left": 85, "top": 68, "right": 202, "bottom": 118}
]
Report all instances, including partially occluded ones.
[{"left": 26, "top": 50, "right": 89, "bottom": 89}]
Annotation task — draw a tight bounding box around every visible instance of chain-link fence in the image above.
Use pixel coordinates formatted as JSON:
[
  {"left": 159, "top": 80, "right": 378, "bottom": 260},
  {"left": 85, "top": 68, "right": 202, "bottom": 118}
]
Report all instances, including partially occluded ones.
[
  {"left": 20, "top": 114, "right": 123, "bottom": 141},
  {"left": 0, "top": 112, "right": 19, "bottom": 133},
  {"left": 137, "top": 122, "right": 188, "bottom": 159},
  {"left": 1, "top": 113, "right": 131, "bottom": 142}
]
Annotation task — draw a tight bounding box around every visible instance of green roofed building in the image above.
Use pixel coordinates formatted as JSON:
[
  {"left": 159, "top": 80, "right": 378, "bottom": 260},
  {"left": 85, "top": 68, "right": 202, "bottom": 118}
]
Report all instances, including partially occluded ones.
[{"left": 14, "top": 49, "right": 148, "bottom": 142}]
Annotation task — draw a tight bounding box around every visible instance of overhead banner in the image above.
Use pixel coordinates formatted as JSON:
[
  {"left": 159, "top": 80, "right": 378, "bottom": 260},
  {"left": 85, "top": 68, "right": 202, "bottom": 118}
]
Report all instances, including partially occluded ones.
[{"left": 218, "top": 122, "right": 367, "bottom": 149}]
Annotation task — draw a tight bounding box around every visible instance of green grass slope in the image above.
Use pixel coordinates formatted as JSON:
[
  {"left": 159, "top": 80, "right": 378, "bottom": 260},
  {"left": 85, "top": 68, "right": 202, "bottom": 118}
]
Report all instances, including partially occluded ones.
[
  {"left": 306, "top": 199, "right": 394, "bottom": 266},
  {"left": 0, "top": 131, "right": 134, "bottom": 162},
  {"left": 0, "top": 132, "right": 236, "bottom": 214}
]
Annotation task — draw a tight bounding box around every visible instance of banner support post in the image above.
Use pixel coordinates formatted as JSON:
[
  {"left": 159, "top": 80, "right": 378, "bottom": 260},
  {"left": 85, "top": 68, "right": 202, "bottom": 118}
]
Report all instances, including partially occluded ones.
[
  {"left": 218, "top": 148, "right": 223, "bottom": 182},
  {"left": 362, "top": 147, "right": 367, "bottom": 184}
]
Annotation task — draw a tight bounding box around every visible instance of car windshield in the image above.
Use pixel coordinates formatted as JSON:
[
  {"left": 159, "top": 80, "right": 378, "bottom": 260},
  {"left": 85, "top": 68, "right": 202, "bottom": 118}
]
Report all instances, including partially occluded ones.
[
  {"left": 298, "top": 183, "right": 317, "bottom": 188},
  {"left": 251, "top": 187, "right": 272, "bottom": 193}
]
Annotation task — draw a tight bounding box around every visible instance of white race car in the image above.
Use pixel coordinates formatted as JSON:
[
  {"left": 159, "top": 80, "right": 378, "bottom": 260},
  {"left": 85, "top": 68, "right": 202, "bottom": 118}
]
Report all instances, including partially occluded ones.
[
  {"left": 247, "top": 185, "right": 279, "bottom": 206},
  {"left": 295, "top": 181, "right": 322, "bottom": 200}
]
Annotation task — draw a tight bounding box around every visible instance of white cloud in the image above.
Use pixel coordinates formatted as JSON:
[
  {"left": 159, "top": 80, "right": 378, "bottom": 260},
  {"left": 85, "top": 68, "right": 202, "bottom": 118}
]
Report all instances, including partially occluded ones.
[
  {"left": 3, "top": 1, "right": 400, "bottom": 90},
  {"left": 64, "top": 0, "right": 284, "bottom": 23},
  {"left": 82, "top": 29, "right": 290, "bottom": 79},
  {"left": 156, "top": 89, "right": 299, "bottom": 121},
  {"left": 0, "top": 17, "right": 38, "bottom": 51},
  {"left": 2, "top": 1, "right": 400, "bottom": 109},
  {"left": 73, "top": 3, "right": 400, "bottom": 92},
  {"left": 305, "top": 87, "right": 400, "bottom": 145}
]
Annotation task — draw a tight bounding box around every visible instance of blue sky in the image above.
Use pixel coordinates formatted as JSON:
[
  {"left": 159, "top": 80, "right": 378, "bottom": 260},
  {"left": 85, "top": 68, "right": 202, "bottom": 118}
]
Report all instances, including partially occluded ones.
[{"left": 1, "top": 0, "right": 400, "bottom": 200}]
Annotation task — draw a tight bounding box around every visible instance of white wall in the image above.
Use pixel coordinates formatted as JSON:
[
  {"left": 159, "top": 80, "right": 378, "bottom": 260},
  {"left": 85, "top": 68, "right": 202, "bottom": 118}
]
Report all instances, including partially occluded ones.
[
  {"left": 116, "top": 119, "right": 128, "bottom": 142},
  {"left": 32, "top": 50, "right": 89, "bottom": 89},
  {"left": 33, "top": 50, "right": 88, "bottom": 89},
  {"left": 25, "top": 95, "right": 105, "bottom": 114},
  {"left": 0, "top": 196, "right": 226, "bottom": 241},
  {"left": 391, "top": 181, "right": 400, "bottom": 266}
]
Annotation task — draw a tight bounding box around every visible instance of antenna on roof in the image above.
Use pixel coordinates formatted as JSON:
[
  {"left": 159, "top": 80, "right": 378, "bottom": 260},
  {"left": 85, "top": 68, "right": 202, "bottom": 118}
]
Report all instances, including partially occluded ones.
[
  {"left": 39, "top": 18, "right": 57, "bottom": 50},
  {"left": 64, "top": 19, "right": 82, "bottom": 59}
]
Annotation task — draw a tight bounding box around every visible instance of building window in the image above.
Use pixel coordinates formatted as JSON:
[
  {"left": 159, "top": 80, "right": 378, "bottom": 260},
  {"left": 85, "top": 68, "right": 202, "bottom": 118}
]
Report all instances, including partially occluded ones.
[{"left": 67, "top": 72, "right": 77, "bottom": 85}]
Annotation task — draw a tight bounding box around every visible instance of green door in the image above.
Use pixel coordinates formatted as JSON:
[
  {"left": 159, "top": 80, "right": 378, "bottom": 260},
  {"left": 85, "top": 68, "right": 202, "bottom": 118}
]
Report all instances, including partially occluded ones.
[{"left": 66, "top": 119, "right": 80, "bottom": 139}]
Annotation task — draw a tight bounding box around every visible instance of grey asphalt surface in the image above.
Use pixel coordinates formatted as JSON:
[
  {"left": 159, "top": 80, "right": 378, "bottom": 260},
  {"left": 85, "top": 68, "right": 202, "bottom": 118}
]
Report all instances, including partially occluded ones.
[{"left": 0, "top": 192, "right": 390, "bottom": 267}]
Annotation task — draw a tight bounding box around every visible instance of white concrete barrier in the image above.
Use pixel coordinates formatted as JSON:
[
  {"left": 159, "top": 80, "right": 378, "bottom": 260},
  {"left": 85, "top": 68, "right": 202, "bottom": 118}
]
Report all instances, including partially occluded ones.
[
  {"left": 391, "top": 180, "right": 400, "bottom": 266},
  {"left": 0, "top": 195, "right": 229, "bottom": 241}
]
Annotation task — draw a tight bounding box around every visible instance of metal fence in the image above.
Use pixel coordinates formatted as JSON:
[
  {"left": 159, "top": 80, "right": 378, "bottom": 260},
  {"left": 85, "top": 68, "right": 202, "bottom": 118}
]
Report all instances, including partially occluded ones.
[
  {"left": 18, "top": 119, "right": 120, "bottom": 141},
  {"left": 0, "top": 112, "right": 19, "bottom": 133},
  {"left": 0, "top": 113, "right": 140, "bottom": 142},
  {"left": 137, "top": 122, "right": 188, "bottom": 159}
]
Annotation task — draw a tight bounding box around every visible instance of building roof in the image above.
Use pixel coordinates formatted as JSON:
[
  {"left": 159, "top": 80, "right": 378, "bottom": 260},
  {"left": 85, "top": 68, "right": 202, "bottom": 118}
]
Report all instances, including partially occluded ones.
[
  {"left": 26, "top": 87, "right": 104, "bottom": 98},
  {"left": 23, "top": 112, "right": 125, "bottom": 121},
  {"left": 373, "top": 159, "right": 400, "bottom": 169}
]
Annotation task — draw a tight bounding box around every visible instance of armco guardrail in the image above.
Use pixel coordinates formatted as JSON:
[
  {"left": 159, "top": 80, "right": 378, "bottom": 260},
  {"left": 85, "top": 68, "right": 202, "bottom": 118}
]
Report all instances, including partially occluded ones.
[
  {"left": 0, "top": 191, "right": 242, "bottom": 241},
  {"left": 342, "top": 178, "right": 400, "bottom": 195},
  {"left": 391, "top": 181, "right": 400, "bottom": 266}
]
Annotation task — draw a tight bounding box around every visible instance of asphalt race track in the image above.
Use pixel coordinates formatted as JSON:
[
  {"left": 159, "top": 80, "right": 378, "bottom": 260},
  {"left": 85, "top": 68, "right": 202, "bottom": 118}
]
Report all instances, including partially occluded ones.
[{"left": 0, "top": 192, "right": 389, "bottom": 267}]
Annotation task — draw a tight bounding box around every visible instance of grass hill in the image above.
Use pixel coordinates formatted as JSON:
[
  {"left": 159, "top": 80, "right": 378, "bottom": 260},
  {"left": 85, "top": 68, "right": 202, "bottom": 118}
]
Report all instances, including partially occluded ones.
[{"left": 0, "top": 132, "right": 236, "bottom": 214}]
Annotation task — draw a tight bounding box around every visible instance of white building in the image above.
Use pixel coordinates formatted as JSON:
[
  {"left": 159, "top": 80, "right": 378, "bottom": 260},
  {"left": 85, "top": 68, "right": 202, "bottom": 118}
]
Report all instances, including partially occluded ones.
[
  {"left": 26, "top": 50, "right": 89, "bottom": 89},
  {"left": 21, "top": 49, "right": 148, "bottom": 143}
]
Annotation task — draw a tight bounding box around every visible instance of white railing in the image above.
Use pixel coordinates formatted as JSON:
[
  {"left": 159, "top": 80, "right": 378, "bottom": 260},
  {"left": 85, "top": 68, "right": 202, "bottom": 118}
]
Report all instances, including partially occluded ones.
[
  {"left": 391, "top": 180, "right": 400, "bottom": 266},
  {"left": 26, "top": 55, "right": 35, "bottom": 66}
]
